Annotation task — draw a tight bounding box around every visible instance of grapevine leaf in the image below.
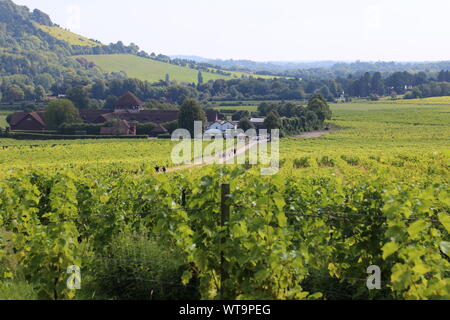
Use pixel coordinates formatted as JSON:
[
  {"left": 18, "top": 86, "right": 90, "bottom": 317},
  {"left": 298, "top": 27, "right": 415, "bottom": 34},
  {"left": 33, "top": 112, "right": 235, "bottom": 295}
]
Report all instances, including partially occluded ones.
[
  {"left": 440, "top": 241, "right": 450, "bottom": 257},
  {"left": 407, "top": 219, "right": 428, "bottom": 238},
  {"left": 438, "top": 213, "right": 450, "bottom": 233},
  {"left": 382, "top": 242, "right": 399, "bottom": 260}
]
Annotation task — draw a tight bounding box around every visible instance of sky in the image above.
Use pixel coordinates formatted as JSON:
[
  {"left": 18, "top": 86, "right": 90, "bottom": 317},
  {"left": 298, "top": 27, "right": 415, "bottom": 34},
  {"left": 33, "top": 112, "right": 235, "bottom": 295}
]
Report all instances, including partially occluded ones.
[{"left": 13, "top": 0, "right": 450, "bottom": 62}]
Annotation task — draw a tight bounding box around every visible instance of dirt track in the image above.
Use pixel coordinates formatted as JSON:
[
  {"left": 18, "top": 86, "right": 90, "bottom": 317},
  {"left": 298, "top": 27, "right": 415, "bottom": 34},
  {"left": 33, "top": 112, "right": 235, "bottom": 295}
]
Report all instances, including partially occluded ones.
[{"left": 166, "top": 139, "right": 262, "bottom": 173}]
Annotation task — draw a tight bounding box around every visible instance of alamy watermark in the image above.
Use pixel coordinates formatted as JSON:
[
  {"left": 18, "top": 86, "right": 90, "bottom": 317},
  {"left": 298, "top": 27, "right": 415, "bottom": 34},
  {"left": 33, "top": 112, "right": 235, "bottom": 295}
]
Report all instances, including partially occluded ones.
[
  {"left": 171, "top": 121, "right": 280, "bottom": 175},
  {"left": 67, "top": 265, "right": 81, "bottom": 290},
  {"left": 366, "top": 265, "right": 381, "bottom": 290}
]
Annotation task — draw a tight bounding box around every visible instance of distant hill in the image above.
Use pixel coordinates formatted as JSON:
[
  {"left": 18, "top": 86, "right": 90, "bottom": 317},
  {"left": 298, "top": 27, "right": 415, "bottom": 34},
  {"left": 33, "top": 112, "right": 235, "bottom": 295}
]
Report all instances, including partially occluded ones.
[
  {"left": 0, "top": 0, "right": 281, "bottom": 94},
  {"left": 0, "top": 0, "right": 107, "bottom": 91},
  {"left": 171, "top": 55, "right": 450, "bottom": 76}
]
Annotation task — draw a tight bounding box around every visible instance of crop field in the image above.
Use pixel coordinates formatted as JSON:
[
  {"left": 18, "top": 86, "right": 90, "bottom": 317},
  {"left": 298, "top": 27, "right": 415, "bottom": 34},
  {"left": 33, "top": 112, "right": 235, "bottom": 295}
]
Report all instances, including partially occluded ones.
[
  {"left": 376, "top": 96, "right": 450, "bottom": 105},
  {"left": 74, "top": 54, "right": 280, "bottom": 84},
  {"left": 0, "top": 101, "right": 449, "bottom": 300},
  {"left": 213, "top": 105, "right": 259, "bottom": 113}
]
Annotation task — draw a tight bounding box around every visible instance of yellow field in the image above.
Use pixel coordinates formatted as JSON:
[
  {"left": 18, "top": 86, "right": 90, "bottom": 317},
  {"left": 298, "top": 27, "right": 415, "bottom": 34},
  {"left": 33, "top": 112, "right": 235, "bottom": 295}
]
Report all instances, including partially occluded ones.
[{"left": 377, "top": 96, "right": 450, "bottom": 105}]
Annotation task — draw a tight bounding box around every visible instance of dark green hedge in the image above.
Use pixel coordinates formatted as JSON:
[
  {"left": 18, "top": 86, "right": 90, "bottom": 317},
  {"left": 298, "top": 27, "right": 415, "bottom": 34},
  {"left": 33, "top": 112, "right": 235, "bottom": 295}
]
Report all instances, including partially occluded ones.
[
  {"left": 136, "top": 122, "right": 157, "bottom": 135},
  {"left": 58, "top": 123, "right": 103, "bottom": 135}
]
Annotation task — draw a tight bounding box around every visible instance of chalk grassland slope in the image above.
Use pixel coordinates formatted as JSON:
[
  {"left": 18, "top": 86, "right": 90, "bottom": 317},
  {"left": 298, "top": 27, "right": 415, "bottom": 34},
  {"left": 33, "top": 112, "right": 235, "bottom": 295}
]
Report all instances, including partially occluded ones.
[
  {"left": 36, "top": 24, "right": 101, "bottom": 47},
  {"left": 74, "top": 54, "right": 280, "bottom": 84}
]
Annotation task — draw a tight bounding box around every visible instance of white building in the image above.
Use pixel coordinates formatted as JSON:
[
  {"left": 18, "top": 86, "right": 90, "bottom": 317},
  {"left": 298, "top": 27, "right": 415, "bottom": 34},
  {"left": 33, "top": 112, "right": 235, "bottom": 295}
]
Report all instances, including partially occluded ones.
[
  {"left": 206, "top": 120, "right": 237, "bottom": 132},
  {"left": 205, "top": 121, "right": 238, "bottom": 139}
]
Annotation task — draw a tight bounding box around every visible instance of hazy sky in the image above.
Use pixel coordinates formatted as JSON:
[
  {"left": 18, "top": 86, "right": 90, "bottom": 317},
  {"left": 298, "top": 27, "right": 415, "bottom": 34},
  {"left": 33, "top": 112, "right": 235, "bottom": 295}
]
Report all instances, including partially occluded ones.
[{"left": 14, "top": 0, "right": 450, "bottom": 62}]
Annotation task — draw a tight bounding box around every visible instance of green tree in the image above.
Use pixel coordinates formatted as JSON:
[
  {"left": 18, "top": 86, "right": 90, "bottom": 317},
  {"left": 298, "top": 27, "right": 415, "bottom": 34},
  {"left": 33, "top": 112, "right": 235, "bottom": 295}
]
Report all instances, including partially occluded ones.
[
  {"left": 264, "top": 111, "right": 281, "bottom": 130},
  {"left": 232, "top": 110, "right": 250, "bottom": 121},
  {"left": 238, "top": 117, "right": 254, "bottom": 131},
  {"left": 371, "top": 72, "right": 384, "bottom": 95},
  {"left": 318, "top": 85, "right": 333, "bottom": 101},
  {"left": 44, "top": 99, "right": 81, "bottom": 130},
  {"left": 307, "top": 93, "right": 332, "bottom": 122},
  {"left": 198, "top": 71, "right": 204, "bottom": 85},
  {"left": 67, "top": 86, "right": 90, "bottom": 109},
  {"left": 34, "top": 85, "right": 46, "bottom": 101},
  {"left": 4, "top": 85, "right": 25, "bottom": 103},
  {"left": 91, "top": 80, "right": 106, "bottom": 100},
  {"left": 178, "top": 98, "right": 206, "bottom": 136},
  {"left": 104, "top": 95, "right": 118, "bottom": 109}
]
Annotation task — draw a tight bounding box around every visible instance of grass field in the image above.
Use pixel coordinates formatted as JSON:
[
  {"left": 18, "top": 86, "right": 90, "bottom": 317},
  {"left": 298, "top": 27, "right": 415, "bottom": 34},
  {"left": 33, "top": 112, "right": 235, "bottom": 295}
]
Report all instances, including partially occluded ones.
[
  {"left": 75, "top": 54, "right": 280, "bottom": 84},
  {"left": 0, "top": 115, "right": 7, "bottom": 128},
  {"left": 37, "top": 24, "right": 101, "bottom": 47},
  {"left": 0, "top": 110, "right": 15, "bottom": 128}
]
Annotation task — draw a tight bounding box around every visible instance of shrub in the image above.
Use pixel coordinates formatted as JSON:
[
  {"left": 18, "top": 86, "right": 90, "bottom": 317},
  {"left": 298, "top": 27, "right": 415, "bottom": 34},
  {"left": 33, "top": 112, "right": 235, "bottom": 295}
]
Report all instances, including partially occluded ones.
[
  {"left": 136, "top": 122, "right": 157, "bottom": 135},
  {"left": 92, "top": 232, "right": 199, "bottom": 300},
  {"left": 293, "top": 157, "right": 310, "bottom": 168},
  {"left": 317, "top": 156, "right": 335, "bottom": 167},
  {"left": 160, "top": 120, "right": 178, "bottom": 134},
  {"left": 58, "top": 123, "right": 103, "bottom": 135},
  {"left": 341, "top": 155, "right": 359, "bottom": 166},
  {"left": 0, "top": 281, "right": 38, "bottom": 300}
]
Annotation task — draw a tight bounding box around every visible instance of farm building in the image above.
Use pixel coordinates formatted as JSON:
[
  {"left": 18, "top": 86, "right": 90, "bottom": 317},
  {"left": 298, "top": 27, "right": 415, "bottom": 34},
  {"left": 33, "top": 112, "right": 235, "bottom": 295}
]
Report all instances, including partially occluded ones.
[
  {"left": 206, "top": 120, "right": 238, "bottom": 132},
  {"left": 113, "top": 92, "right": 144, "bottom": 113},
  {"left": 250, "top": 118, "right": 265, "bottom": 129},
  {"left": 100, "top": 119, "right": 136, "bottom": 136},
  {"left": 8, "top": 111, "right": 46, "bottom": 131},
  {"left": 7, "top": 92, "right": 224, "bottom": 134}
]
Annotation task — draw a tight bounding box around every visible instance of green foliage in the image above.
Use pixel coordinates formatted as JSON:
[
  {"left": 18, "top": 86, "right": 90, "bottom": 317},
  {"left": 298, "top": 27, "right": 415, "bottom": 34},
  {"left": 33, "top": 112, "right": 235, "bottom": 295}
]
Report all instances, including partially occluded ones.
[
  {"left": 44, "top": 99, "right": 81, "bottom": 130},
  {"left": 264, "top": 111, "right": 281, "bottom": 130},
  {"left": 238, "top": 117, "right": 254, "bottom": 131},
  {"left": 66, "top": 86, "right": 91, "bottom": 110},
  {"left": 58, "top": 123, "right": 103, "bottom": 135},
  {"left": 178, "top": 98, "right": 206, "bottom": 135},
  {"left": 0, "top": 281, "right": 38, "bottom": 300},
  {"left": 92, "top": 231, "right": 199, "bottom": 300},
  {"left": 232, "top": 110, "right": 250, "bottom": 121},
  {"left": 307, "top": 94, "right": 332, "bottom": 121},
  {"left": 135, "top": 122, "right": 157, "bottom": 135},
  {"left": 293, "top": 157, "right": 310, "bottom": 168}
]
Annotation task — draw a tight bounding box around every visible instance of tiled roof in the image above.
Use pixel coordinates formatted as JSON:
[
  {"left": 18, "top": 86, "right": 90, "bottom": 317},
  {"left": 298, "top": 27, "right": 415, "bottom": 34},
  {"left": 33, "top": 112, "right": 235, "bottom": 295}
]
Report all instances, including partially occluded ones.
[{"left": 115, "top": 92, "right": 144, "bottom": 108}]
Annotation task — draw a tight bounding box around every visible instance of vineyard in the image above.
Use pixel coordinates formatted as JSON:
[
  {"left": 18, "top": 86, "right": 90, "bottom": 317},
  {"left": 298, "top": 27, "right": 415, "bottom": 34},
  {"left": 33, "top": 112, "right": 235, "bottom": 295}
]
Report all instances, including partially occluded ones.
[{"left": 0, "top": 102, "right": 449, "bottom": 300}]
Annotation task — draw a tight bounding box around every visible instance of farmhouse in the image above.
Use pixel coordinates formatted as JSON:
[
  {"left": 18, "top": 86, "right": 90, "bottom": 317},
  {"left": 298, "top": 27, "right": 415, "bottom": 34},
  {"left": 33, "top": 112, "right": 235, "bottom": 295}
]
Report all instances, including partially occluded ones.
[
  {"left": 206, "top": 120, "right": 237, "bottom": 132},
  {"left": 9, "top": 111, "right": 46, "bottom": 131},
  {"left": 7, "top": 92, "right": 223, "bottom": 134}
]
